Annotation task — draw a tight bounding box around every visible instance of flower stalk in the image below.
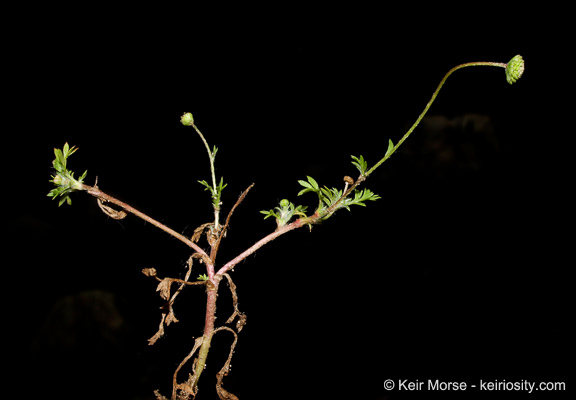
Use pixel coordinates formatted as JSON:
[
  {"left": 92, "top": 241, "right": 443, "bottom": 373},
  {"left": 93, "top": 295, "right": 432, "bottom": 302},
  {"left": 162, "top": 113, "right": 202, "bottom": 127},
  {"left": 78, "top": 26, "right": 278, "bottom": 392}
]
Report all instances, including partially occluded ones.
[
  {"left": 181, "top": 112, "right": 226, "bottom": 231},
  {"left": 365, "top": 56, "right": 524, "bottom": 176}
]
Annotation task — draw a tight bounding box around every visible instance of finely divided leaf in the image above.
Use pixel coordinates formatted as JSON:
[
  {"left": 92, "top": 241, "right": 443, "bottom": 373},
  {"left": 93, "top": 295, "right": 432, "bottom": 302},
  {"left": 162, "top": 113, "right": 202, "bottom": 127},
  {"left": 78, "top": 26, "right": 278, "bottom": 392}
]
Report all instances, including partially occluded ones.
[{"left": 352, "top": 188, "right": 381, "bottom": 206}]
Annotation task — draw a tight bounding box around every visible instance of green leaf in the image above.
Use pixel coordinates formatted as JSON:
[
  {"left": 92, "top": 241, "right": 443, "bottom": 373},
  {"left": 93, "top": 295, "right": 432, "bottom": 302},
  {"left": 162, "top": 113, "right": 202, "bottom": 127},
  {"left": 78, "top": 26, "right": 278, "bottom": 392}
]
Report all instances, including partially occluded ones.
[
  {"left": 351, "top": 155, "right": 368, "bottom": 175},
  {"left": 49, "top": 143, "right": 87, "bottom": 206},
  {"left": 293, "top": 204, "right": 308, "bottom": 217},
  {"left": 384, "top": 139, "right": 394, "bottom": 157},
  {"left": 297, "top": 181, "right": 313, "bottom": 195},
  {"left": 319, "top": 187, "right": 343, "bottom": 209},
  {"left": 351, "top": 188, "right": 381, "bottom": 207},
  {"left": 260, "top": 210, "right": 278, "bottom": 220},
  {"left": 47, "top": 187, "right": 61, "bottom": 199},
  {"left": 297, "top": 176, "right": 321, "bottom": 196},
  {"left": 217, "top": 176, "right": 227, "bottom": 191},
  {"left": 52, "top": 158, "right": 62, "bottom": 172},
  {"left": 62, "top": 142, "right": 79, "bottom": 159},
  {"left": 261, "top": 200, "right": 308, "bottom": 227},
  {"left": 54, "top": 148, "right": 63, "bottom": 163},
  {"left": 198, "top": 180, "right": 214, "bottom": 193},
  {"left": 306, "top": 176, "right": 319, "bottom": 190},
  {"left": 58, "top": 195, "right": 72, "bottom": 206}
]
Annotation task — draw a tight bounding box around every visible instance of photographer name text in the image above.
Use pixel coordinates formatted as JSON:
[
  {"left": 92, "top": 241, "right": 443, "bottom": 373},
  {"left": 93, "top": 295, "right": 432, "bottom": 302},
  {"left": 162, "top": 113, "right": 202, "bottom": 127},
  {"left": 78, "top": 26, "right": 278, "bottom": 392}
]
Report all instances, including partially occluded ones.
[{"left": 382, "top": 379, "right": 565, "bottom": 394}]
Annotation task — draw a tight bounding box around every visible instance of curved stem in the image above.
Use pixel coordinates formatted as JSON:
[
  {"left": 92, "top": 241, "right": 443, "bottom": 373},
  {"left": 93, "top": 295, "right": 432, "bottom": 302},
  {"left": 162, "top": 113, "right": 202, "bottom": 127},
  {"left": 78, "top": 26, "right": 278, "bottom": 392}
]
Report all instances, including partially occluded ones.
[
  {"left": 191, "top": 122, "right": 217, "bottom": 189},
  {"left": 365, "top": 61, "right": 507, "bottom": 176}
]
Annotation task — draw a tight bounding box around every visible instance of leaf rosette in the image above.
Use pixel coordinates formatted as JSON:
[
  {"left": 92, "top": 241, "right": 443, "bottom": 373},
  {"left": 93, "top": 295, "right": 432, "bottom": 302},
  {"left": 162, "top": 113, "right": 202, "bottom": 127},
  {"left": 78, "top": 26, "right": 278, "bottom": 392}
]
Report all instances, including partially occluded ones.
[{"left": 48, "top": 143, "right": 87, "bottom": 206}]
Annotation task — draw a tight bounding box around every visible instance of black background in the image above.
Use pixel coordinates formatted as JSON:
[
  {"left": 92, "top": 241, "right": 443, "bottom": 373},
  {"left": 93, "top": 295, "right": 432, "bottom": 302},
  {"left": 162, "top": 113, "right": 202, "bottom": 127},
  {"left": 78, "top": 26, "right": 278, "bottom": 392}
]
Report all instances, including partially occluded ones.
[{"left": 5, "top": 4, "right": 572, "bottom": 400}]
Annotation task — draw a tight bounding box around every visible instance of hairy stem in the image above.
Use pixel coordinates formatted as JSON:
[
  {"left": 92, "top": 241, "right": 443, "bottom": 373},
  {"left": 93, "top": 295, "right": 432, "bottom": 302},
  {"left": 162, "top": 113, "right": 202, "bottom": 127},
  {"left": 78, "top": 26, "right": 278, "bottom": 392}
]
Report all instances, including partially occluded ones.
[
  {"left": 216, "top": 204, "right": 340, "bottom": 277},
  {"left": 192, "top": 121, "right": 221, "bottom": 229},
  {"left": 190, "top": 280, "right": 219, "bottom": 391},
  {"left": 82, "top": 184, "right": 208, "bottom": 257},
  {"left": 365, "top": 61, "right": 507, "bottom": 176},
  {"left": 216, "top": 218, "right": 304, "bottom": 276}
]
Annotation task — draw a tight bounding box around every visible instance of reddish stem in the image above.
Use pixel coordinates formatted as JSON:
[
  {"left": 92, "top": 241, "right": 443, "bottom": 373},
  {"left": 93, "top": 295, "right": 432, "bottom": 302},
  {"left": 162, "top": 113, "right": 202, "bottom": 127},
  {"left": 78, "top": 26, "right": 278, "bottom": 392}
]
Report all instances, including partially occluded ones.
[
  {"left": 216, "top": 213, "right": 318, "bottom": 276},
  {"left": 190, "top": 279, "right": 219, "bottom": 391},
  {"left": 82, "top": 184, "right": 209, "bottom": 257}
]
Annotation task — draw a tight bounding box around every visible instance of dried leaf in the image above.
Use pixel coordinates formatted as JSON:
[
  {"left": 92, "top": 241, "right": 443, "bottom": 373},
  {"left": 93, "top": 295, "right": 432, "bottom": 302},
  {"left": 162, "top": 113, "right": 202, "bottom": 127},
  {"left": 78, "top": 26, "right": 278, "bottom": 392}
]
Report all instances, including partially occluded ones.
[
  {"left": 216, "top": 385, "right": 239, "bottom": 400},
  {"left": 148, "top": 324, "right": 165, "bottom": 345},
  {"left": 236, "top": 313, "right": 247, "bottom": 333},
  {"left": 214, "top": 327, "right": 239, "bottom": 400},
  {"left": 191, "top": 222, "right": 212, "bottom": 243},
  {"left": 97, "top": 198, "right": 127, "bottom": 220},
  {"left": 142, "top": 268, "right": 157, "bottom": 277},
  {"left": 173, "top": 337, "right": 203, "bottom": 399},
  {"left": 153, "top": 390, "right": 169, "bottom": 400},
  {"left": 166, "top": 308, "right": 179, "bottom": 325},
  {"left": 223, "top": 273, "right": 246, "bottom": 332},
  {"left": 156, "top": 279, "right": 172, "bottom": 301}
]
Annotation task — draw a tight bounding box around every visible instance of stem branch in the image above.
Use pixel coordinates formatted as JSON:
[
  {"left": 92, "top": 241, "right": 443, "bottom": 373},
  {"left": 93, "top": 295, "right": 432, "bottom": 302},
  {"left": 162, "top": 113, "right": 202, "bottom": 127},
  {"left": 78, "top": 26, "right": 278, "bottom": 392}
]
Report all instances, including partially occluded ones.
[
  {"left": 216, "top": 218, "right": 304, "bottom": 276},
  {"left": 83, "top": 184, "right": 208, "bottom": 257}
]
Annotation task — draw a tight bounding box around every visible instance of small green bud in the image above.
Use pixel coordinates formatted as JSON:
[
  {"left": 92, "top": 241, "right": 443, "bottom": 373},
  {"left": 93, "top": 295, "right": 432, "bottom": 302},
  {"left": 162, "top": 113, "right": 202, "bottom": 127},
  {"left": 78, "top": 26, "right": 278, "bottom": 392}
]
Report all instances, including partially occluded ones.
[
  {"left": 180, "top": 112, "right": 194, "bottom": 126},
  {"left": 505, "top": 55, "right": 525, "bottom": 85},
  {"left": 279, "top": 199, "right": 290, "bottom": 208},
  {"left": 52, "top": 175, "right": 63, "bottom": 185}
]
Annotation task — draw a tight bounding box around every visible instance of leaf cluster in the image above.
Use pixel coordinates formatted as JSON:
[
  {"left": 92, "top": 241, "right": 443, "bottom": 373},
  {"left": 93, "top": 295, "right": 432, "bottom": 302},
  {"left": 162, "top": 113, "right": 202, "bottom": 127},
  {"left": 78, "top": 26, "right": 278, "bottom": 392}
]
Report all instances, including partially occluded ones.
[
  {"left": 260, "top": 199, "right": 307, "bottom": 229},
  {"left": 47, "top": 143, "right": 87, "bottom": 206},
  {"left": 199, "top": 176, "right": 227, "bottom": 205},
  {"left": 297, "top": 174, "right": 380, "bottom": 218},
  {"left": 198, "top": 145, "right": 228, "bottom": 209}
]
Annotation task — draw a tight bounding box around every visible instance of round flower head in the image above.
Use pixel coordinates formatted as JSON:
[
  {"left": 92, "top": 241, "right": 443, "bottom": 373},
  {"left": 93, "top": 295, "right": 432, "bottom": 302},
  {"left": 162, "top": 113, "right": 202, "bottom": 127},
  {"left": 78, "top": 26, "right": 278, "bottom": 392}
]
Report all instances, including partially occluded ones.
[
  {"left": 505, "top": 55, "right": 524, "bottom": 85},
  {"left": 180, "top": 112, "right": 194, "bottom": 126}
]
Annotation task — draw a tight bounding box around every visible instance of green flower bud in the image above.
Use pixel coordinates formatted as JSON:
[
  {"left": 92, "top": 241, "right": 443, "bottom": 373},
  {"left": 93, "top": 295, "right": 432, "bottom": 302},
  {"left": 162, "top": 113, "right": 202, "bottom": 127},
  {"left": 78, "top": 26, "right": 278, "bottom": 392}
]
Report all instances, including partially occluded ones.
[
  {"left": 279, "top": 199, "right": 290, "bottom": 208},
  {"left": 180, "top": 112, "right": 194, "bottom": 126},
  {"left": 52, "top": 175, "right": 63, "bottom": 185},
  {"left": 505, "top": 55, "right": 524, "bottom": 85}
]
